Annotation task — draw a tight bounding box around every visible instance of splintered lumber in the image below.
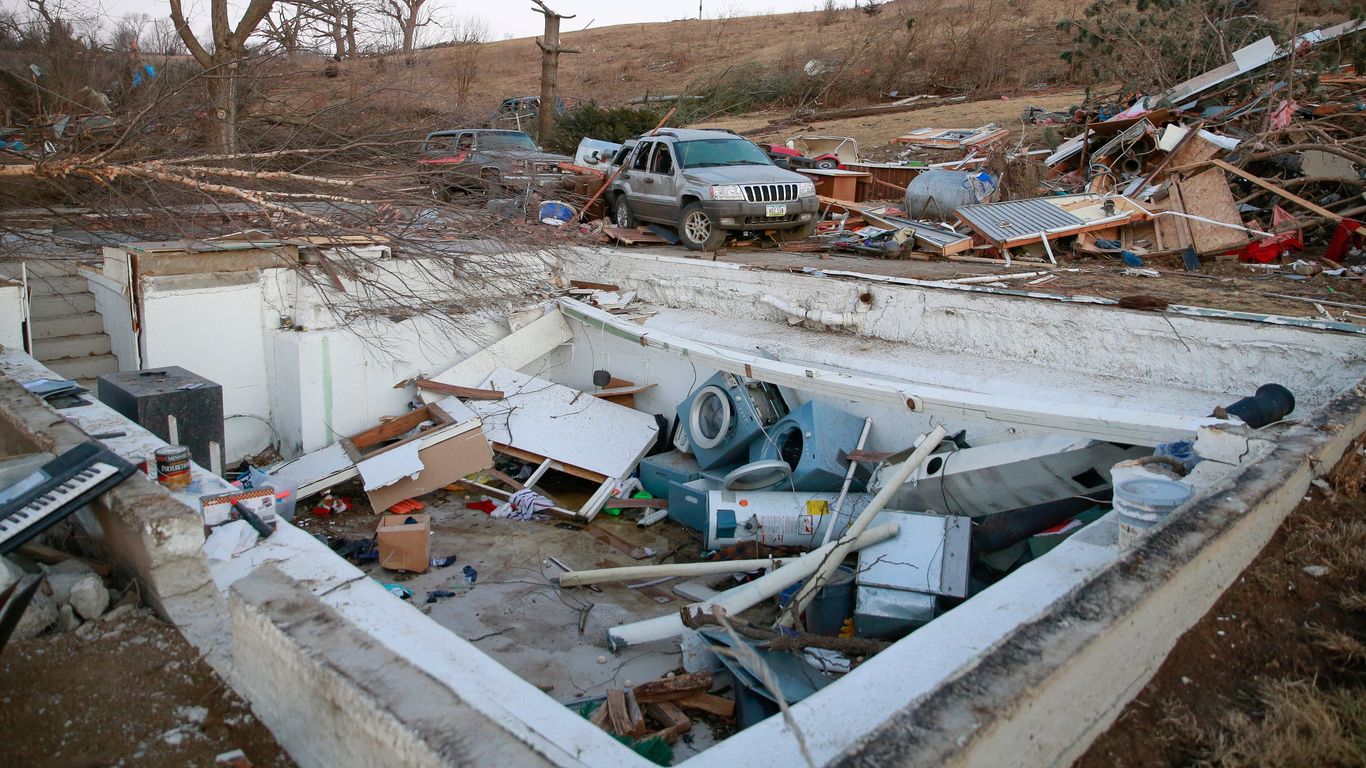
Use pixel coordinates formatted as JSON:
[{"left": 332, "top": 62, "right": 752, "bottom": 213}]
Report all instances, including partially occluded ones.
[
  {"left": 632, "top": 672, "right": 712, "bottom": 703},
  {"left": 644, "top": 702, "right": 692, "bottom": 743},
  {"left": 676, "top": 692, "right": 736, "bottom": 719},
  {"left": 604, "top": 689, "right": 647, "bottom": 737},
  {"left": 413, "top": 378, "right": 504, "bottom": 400},
  {"left": 1211, "top": 158, "right": 1345, "bottom": 222}
]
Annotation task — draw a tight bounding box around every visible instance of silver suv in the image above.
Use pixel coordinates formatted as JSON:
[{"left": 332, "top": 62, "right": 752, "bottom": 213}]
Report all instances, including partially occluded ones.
[{"left": 607, "top": 129, "right": 820, "bottom": 251}]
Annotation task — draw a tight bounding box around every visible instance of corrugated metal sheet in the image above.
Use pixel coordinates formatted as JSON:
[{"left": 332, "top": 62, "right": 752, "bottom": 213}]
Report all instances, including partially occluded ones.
[{"left": 956, "top": 199, "right": 1086, "bottom": 244}]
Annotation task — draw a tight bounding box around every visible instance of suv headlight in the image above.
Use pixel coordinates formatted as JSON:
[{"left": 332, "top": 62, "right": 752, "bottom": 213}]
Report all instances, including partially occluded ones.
[
  {"left": 797, "top": 182, "right": 816, "bottom": 197},
  {"left": 709, "top": 184, "right": 746, "bottom": 201}
]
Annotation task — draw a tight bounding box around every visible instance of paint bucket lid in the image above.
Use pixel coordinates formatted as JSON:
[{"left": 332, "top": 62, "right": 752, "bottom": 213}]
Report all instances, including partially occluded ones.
[{"left": 1115, "top": 478, "right": 1192, "bottom": 509}]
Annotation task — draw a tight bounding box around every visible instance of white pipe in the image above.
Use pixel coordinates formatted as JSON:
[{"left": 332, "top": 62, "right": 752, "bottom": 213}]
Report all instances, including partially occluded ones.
[
  {"left": 760, "top": 294, "right": 866, "bottom": 328},
  {"left": 784, "top": 425, "right": 949, "bottom": 626},
  {"left": 561, "top": 555, "right": 797, "bottom": 587},
  {"left": 820, "top": 417, "right": 872, "bottom": 549},
  {"left": 606, "top": 522, "right": 900, "bottom": 650}
]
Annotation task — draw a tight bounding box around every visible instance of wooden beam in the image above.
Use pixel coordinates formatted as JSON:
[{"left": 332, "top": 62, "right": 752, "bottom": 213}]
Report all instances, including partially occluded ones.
[
  {"left": 675, "top": 692, "right": 735, "bottom": 718},
  {"left": 633, "top": 671, "right": 712, "bottom": 703},
  {"left": 349, "top": 405, "right": 439, "bottom": 450},
  {"left": 492, "top": 443, "right": 608, "bottom": 483},
  {"left": 17, "top": 543, "right": 111, "bottom": 576},
  {"left": 414, "top": 378, "right": 504, "bottom": 400},
  {"left": 1211, "top": 158, "right": 1343, "bottom": 222},
  {"left": 593, "top": 383, "right": 656, "bottom": 398}
]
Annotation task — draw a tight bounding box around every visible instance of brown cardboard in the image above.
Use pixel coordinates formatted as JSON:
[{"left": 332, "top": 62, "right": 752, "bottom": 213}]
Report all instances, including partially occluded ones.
[
  {"left": 376, "top": 514, "right": 431, "bottom": 573},
  {"left": 361, "top": 427, "right": 494, "bottom": 512}
]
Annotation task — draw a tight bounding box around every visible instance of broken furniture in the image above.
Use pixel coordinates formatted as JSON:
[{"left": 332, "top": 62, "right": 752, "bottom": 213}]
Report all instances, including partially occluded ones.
[
  {"left": 893, "top": 125, "right": 1010, "bottom": 151},
  {"left": 795, "top": 168, "right": 872, "bottom": 203},
  {"left": 97, "top": 366, "right": 224, "bottom": 473}
]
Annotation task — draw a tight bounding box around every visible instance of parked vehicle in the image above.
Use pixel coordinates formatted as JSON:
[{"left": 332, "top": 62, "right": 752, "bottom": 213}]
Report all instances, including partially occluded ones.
[
  {"left": 419, "top": 129, "right": 571, "bottom": 199},
  {"left": 762, "top": 136, "right": 859, "bottom": 170},
  {"left": 606, "top": 129, "right": 820, "bottom": 251},
  {"left": 485, "top": 96, "right": 567, "bottom": 132}
]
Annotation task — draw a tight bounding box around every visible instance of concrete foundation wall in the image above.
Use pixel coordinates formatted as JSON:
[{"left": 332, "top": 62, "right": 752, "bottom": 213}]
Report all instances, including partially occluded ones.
[
  {"left": 230, "top": 566, "right": 564, "bottom": 768},
  {"left": 0, "top": 282, "right": 25, "bottom": 351},
  {"left": 564, "top": 249, "right": 1366, "bottom": 410}
]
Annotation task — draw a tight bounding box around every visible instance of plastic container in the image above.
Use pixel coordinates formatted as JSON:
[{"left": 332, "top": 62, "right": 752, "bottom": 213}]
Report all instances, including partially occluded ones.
[
  {"left": 805, "top": 565, "right": 856, "bottom": 636},
  {"left": 538, "top": 200, "right": 575, "bottom": 226},
  {"left": 1114, "top": 477, "right": 1192, "bottom": 548},
  {"left": 248, "top": 466, "right": 299, "bottom": 521}
]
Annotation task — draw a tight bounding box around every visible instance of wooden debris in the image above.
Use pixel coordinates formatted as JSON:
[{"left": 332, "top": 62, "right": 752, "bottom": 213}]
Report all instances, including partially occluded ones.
[
  {"left": 676, "top": 692, "right": 736, "bottom": 719},
  {"left": 643, "top": 702, "right": 692, "bottom": 743},
  {"left": 413, "top": 378, "right": 504, "bottom": 400},
  {"left": 632, "top": 671, "right": 713, "bottom": 703}
]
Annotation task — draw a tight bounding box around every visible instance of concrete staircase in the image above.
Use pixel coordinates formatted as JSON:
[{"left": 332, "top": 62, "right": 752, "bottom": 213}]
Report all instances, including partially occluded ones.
[{"left": 14, "top": 260, "right": 117, "bottom": 388}]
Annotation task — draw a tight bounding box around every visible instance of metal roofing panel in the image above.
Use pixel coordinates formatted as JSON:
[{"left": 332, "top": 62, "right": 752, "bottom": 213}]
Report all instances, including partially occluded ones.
[{"left": 955, "top": 198, "right": 1086, "bottom": 244}]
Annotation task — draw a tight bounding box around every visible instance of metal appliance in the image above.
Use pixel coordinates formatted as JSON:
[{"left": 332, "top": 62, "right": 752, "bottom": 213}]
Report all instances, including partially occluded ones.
[{"left": 676, "top": 372, "right": 788, "bottom": 470}]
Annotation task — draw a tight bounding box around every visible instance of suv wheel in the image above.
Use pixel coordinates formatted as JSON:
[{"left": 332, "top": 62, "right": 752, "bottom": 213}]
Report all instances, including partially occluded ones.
[
  {"left": 814, "top": 158, "right": 838, "bottom": 170},
  {"left": 613, "top": 196, "right": 636, "bottom": 229},
  {"left": 774, "top": 220, "right": 818, "bottom": 242},
  {"left": 679, "top": 202, "right": 726, "bottom": 251}
]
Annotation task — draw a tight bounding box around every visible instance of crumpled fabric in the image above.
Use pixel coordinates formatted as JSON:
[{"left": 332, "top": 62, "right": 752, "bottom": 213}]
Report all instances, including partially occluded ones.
[{"left": 492, "top": 488, "right": 555, "bottom": 520}]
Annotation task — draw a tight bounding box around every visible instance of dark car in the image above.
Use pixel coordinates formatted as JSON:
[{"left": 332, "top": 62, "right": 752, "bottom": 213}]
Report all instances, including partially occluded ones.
[{"left": 419, "top": 129, "right": 571, "bottom": 199}]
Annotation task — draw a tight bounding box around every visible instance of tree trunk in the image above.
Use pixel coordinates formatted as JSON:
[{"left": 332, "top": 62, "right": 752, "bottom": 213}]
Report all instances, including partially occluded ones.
[
  {"left": 345, "top": 10, "right": 357, "bottom": 57},
  {"left": 537, "top": 14, "right": 561, "bottom": 142},
  {"left": 402, "top": 17, "right": 416, "bottom": 53},
  {"left": 208, "top": 57, "right": 240, "bottom": 154}
]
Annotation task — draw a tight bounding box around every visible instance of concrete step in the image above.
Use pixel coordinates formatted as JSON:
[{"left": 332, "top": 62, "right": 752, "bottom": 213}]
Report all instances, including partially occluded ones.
[
  {"left": 31, "top": 312, "right": 104, "bottom": 340},
  {"left": 24, "top": 274, "right": 90, "bottom": 296},
  {"left": 0, "top": 258, "right": 91, "bottom": 279},
  {"left": 30, "top": 292, "right": 95, "bottom": 319},
  {"left": 32, "top": 332, "right": 111, "bottom": 361},
  {"left": 44, "top": 353, "right": 118, "bottom": 381}
]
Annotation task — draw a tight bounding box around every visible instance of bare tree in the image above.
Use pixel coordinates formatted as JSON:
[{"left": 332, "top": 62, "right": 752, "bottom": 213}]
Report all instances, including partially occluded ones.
[
  {"left": 261, "top": 4, "right": 306, "bottom": 55},
  {"left": 532, "top": 1, "right": 579, "bottom": 142},
  {"left": 168, "top": 0, "right": 277, "bottom": 154},
  {"left": 376, "top": 0, "right": 429, "bottom": 55},
  {"left": 141, "top": 17, "right": 189, "bottom": 56},
  {"left": 447, "top": 16, "right": 489, "bottom": 106}
]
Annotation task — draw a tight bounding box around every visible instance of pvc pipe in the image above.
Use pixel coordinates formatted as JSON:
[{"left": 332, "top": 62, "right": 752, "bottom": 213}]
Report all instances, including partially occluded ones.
[
  {"left": 605, "top": 522, "right": 900, "bottom": 650},
  {"left": 561, "top": 556, "right": 798, "bottom": 587},
  {"left": 760, "top": 294, "right": 865, "bottom": 328},
  {"left": 820, "top": 417, "right": 873, "bottom": 549},
  {"left": 784, "top": 425, "right": 949, "bottom": 625}
]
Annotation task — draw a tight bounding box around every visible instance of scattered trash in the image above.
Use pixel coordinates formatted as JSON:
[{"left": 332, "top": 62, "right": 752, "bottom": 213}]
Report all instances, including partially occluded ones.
[
  {"left": 383, "top": 583, "right": 414, "bottom": 600},
  {"left": 430, "top": 554, "right": 458, "bottom": 569},
  {"left": 425, "top": 589, "right": 457, "bottom": 603},
  {"left": 462, "top": 565, "right": 478, "bottom": 584}
]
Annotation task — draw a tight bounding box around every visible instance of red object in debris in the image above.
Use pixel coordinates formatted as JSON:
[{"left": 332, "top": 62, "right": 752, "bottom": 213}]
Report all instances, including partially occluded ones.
[
  {"left": 313, "top": 494, "right": 350, "bottom": 517},
  {"left": 466, "top": 499, "right": 498, "bottom": 514},
  {"left": 387, "top": 498, "right": 426, "bottom": 514},
  {"left": 1325, "top": 218, "right": 1364, "bottom": 264},
  {"left": 1236, "top": 208, "right": 1304, "bottom": 263}
]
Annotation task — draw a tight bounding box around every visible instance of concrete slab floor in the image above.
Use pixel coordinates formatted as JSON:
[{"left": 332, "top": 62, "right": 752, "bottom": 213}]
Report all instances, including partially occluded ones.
[{"left": 291, "top": 478, "right": 727, "bottom": 756}]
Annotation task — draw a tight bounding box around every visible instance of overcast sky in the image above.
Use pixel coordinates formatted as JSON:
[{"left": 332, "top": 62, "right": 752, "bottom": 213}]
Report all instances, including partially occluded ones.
[{"left": 4, "top": 0, "right": 823, "bottom": 41}]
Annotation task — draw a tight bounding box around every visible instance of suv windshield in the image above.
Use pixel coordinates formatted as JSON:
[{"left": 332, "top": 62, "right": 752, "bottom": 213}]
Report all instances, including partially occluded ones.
[
  {"left": 480, "top": 132, "right": 539, "bottom": 152},
  {"left": 675, "top": 139, "right": 773, "bottom": 169}
]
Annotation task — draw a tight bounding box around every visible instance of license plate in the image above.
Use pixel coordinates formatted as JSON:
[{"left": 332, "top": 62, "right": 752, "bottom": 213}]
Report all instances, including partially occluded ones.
[{"left": 765, "top": 204, "right": 787, "bottom": 217}]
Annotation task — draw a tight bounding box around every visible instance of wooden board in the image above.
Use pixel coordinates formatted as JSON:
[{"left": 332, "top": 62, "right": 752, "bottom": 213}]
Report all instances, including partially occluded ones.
[
  {"left": 422, "top": 311, "right": 574, "bottom": 398},
  {"left": 468, "top": 368, "right": 659, "bottom": 480},
  {"left": 1177, "top": 168, "right": 1248, "bottom": 253}
]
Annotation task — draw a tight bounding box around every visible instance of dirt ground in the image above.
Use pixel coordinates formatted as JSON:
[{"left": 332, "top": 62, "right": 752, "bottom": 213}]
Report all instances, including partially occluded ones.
[
  {"left": 1077, "top": 444, "right": 1366, "bottom": 767},
  {"left": 692, "top": 88, "right": 1091, "bottom": 149},
  {"left": 0, "top": 608, "right": 292, "bottom": 768}
]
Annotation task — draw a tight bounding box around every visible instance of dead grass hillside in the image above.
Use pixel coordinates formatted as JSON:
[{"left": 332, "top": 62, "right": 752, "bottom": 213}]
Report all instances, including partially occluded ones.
[{"left": 263, "top": 0, "right": 1092, "bottom": 129}]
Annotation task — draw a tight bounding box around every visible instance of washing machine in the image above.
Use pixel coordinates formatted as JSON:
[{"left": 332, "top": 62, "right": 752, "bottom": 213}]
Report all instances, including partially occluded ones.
[
  {"left": 749, "top": 400, "right": 868, "bottom": 492},
  {"left": 676, "top": 372, "right": 789, "bottom": 470}
]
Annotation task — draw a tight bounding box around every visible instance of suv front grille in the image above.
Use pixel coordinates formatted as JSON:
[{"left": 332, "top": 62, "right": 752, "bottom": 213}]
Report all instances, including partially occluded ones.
[{"left": 743, "top": 183, "right": 799, "bottom": 203}]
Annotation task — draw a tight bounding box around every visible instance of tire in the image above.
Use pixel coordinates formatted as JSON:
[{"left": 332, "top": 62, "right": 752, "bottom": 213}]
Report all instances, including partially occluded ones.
[
  {"left": 613, "top": 195, "right": 636, "bottom": 229},
  {"left": 678, "top": 202, "right": 727, "bottom": 251},
  {"left": 774, "top": 220, "right": 819, "bottom": 242},
  {"left": 814, "top": 158, "right": 838, "bottom": 170}
]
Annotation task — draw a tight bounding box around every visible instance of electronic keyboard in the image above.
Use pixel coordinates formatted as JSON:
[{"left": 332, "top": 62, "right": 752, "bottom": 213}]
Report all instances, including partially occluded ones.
[{"left": 0, "top": 442, "right": 137, "bottom": 555}]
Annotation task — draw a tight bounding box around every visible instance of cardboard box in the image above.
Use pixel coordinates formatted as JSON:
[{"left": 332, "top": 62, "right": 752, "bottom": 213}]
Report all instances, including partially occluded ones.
[
  {"left": 376, "top": 514, "right": 431, "bottom": 573},
  {"left": 347, "top": 399, "right": 495, "bottom": 513}
]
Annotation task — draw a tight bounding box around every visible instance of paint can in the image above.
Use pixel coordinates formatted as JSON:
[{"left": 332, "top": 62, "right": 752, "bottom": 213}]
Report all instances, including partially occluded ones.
[
  {"left": 155, "top": 445, "right": 192, "bottom": 490},
  {"left": 538, "top": 200, "right": 575, "bottom": 226},
  {"left": 1114, "top": 477, "right": 1192, "bottom": 548}
]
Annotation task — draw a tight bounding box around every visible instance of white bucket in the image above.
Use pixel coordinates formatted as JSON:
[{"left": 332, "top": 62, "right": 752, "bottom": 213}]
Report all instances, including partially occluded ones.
[{"left": 1114, "top": 477, "right": 1192, "bottom": 548}]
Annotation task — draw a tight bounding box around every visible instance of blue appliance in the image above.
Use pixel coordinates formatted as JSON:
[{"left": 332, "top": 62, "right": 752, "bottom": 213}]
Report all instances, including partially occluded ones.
[
  {"left": 749, "top": 400, "right": 867, "bottom": 492},
  {"left": 638, "top": 450, "right": 703, "bottom": 499},
  {"left": 676, "top": 372, "right": 788, "bottom": 471},
  {"left": 668, "top": 477, "right": 723, "bottom": 532}
]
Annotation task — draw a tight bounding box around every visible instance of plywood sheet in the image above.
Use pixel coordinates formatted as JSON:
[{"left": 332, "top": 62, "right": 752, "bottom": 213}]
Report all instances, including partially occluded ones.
[
  {"left": 467, "top": 368, "right": 659, "bottom": 479},
  {"left": 1177, "top": 168, "right": 1247, "bottom": 253}
]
